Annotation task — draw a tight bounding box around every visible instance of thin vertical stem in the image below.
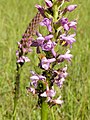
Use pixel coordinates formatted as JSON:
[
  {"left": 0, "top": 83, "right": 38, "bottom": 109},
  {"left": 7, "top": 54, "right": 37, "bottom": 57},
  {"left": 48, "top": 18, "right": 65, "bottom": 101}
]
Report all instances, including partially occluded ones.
[
  {"left": 51, "top": 107, "right": 55, "bottom": 120},
  {"left": 41, "top": 101, "right": 49, "bottom": 120},
  {"left": 13, "top": 64, "right": 21, "bottom": 120},
  {"left": 53, "top": 1, "right": 58, "bottom": 22}
]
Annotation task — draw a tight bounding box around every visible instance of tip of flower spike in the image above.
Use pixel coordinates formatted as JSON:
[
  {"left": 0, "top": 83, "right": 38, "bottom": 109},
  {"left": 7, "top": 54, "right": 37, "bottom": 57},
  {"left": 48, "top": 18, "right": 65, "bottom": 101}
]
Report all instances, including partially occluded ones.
[
  {"left": 45, "top": 0, "right": 53, "bottom": 8},
  {"left": 40, "top": 18, "right": 52, "bottom": 32},
  {"left": 35, "top": 4, "right": 45, "bottom": 16},
  {"left": 35, "top": 4, "right": 42, "bottom": 9}
]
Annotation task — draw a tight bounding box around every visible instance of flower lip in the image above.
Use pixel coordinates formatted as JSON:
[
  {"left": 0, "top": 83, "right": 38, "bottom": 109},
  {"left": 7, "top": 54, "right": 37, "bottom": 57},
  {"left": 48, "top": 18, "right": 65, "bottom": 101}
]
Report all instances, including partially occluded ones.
[
  {"left": 59, "top": 17, "right": 77, "bottom": 31},
  {"left": 60, "top": 33, "right": 76, "bottom": 47},
  {"left": 40, "top": 18, "right": 52, "bottom": 32},
  {"left": 17, "top": 56, "right": 30, "bottom": 63},
  {"left": 51, "top": 96, "right": 63, "bottom": 105},
  {"left": 57, "top": 50, "right": 73, "bottom": 62},
  {"left": 41, "top": 40, "right": 55, "bottom": 51},
  {"left": 41, "top": 57, "right": 56, "bottom": 70},
  {"left": 27, "top": 87, "right": 36, "bottom": 95},
  {"left": 30, "top": 73, "right": 46, "bottom": 88},
  {"left": 44, "top": 34, "right": 53, "bottom": 40},
  {"left": 40, "top": 89, "right": 56, "bottom": 98},
  {"left": 40, "top": 83, "right": 56, "bottom": 98}
]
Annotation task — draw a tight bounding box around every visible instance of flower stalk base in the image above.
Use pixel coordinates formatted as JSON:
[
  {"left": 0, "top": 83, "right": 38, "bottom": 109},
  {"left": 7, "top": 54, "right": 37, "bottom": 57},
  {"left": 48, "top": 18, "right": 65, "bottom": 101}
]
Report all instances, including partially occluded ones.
[{"left": 41, "top": 101, "right": 49, "bottom": 120}]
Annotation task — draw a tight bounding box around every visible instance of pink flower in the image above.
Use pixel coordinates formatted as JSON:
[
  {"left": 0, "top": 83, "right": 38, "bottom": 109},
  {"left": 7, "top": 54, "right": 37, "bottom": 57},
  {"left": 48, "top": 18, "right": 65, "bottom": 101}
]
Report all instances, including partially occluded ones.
[
  {"left": 45, "top": 0, "right": 53, "bottom": 8},
  {"left": 60, "top": 33, "right": 76, "bottom": 47},
  {"left": 44, "top": 34, "right": 53, "bottom": 40},
  {"left": 40, "top": 83, "right": 56, "bottom": 98},
  {"left": 51, "top": 48, "right": 57, "bottom": 57},
  {"left": 30, "top": 72, "right": 46, "bottom": 88},
  {"left": 36, "top": 36, "right": 45, "bottom": 45},
  {"left": 68, "top": 21, "right": 77, "bottom": 30},
  {"left": 51, "top": 96, "right": 63, "bottom": 105},
  {"left": 58, "top": 50, "right": 73, "bottom": 62},
  {"left": 27, "top": 87, "right": 36, "bottom": 95},
  {"left": 17, "top": 56, "right": 30, "bottom": 63},
  {"left": 55, "top": 77, "right": 65, "bottom": 88},
  {"left": 41, "top": 57, "right": 56, "bottom": 70},
  {"left": 60, "top": 18, "right": 77, "bottom": 31},
  {"left": 67, "top": 5, "right": 77, "bottom": 12},
  {"left": 35, "top": 4, "right": 45, "bottom": 16},
  {"left": 31, "top": 34, "right": 53, "bottom": 47},
  {"left": 54, "top": 66, "right": 68, "bottom": 88},
  {"left": 17, "top": 42, "right": 22, "bottom": 48},
  {"left": 41, "top": 89, "right": 56, "bottom": 98},
  {"left": 40, "top": 18, "right": 52, "bottom": 32},
  {"left": 41, "top": 40, "right": 56, "bottom": 51},
  {"left": 60, "top": 18, "right": 69, "bottom": 31},
  {"left": 55, "top": 65, "right": 68, "bottom": 78}
]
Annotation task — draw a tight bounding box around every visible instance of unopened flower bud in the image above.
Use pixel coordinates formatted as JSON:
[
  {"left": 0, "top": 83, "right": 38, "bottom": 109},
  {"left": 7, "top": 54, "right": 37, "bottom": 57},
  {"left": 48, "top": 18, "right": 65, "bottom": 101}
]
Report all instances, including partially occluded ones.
[{"left": 67, "top": 5, "right": 77, "bottom": 12}]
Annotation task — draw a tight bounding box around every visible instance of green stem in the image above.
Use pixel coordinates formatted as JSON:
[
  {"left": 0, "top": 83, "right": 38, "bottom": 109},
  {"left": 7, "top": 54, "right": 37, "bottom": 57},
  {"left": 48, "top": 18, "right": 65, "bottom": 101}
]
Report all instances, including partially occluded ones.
[
  {"left": 13, "top": 64, "right": 21, "bottom": 120},
  {"left": 51, "top": 108, "right": 55, "bottom": 120},
  {"left": 53, "top": 2, "right": 58, "bottom": 22},
  {"left": 41, "top": 101, "right": 49, "bottom": 120}
]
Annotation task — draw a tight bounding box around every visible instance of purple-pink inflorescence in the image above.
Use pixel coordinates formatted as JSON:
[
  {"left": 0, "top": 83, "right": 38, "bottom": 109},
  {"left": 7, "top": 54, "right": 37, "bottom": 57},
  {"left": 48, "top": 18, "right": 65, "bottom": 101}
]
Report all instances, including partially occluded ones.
[
  {"left": 16, "top": 36, "right": 32, "bottom": 66},
  {"left": 25, "top": 0, "right": 77, "bottom": 107}
]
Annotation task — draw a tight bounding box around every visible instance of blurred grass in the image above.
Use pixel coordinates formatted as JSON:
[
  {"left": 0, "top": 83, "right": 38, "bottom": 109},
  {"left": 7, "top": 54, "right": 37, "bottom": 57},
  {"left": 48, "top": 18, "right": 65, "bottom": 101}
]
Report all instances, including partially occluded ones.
[{"left": 0, "top": 0, "right": 90, "bottom": 120}]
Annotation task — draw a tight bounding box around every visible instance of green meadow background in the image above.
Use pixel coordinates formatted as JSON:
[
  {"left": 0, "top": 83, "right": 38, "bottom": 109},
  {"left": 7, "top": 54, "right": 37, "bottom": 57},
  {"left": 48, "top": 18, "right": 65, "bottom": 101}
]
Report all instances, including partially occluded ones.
[{"left": 0, "top": 0, "right": 90, "bottom": 119}]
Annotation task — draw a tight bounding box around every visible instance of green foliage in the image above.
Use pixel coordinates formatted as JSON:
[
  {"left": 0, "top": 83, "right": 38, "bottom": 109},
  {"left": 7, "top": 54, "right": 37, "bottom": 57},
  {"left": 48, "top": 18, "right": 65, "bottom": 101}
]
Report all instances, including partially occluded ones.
[{"left": 0, "top": 0, "right": 90, "bottom": 119}]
